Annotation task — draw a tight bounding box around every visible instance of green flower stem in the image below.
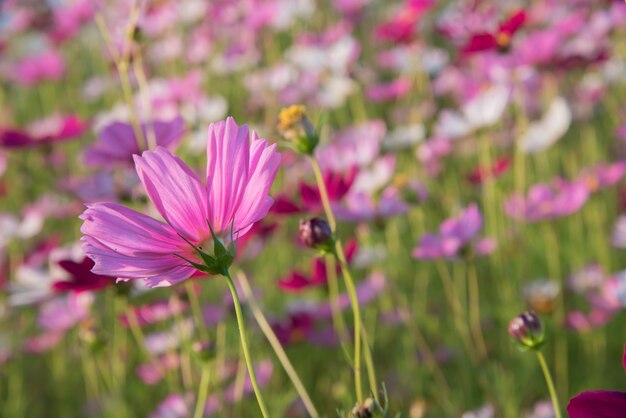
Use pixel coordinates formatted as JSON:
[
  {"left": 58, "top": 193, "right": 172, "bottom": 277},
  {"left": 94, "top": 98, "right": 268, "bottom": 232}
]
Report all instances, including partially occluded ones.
[
  {"left": 335, "top": 241, "right": 369, "bottom": 403},
  {"left": 310, "top": 157, "right": 337, "bottom": 231},
  {"left": 223, "top": 269, "right": 270, "bottom": 418},
  {"left": 94, "top": 10, "right": 146, "bottom": 151},
  {"left": 310, "top": 156, "right": 379, "bottom": 403},
  {"left": 237, "top": 271, "right": 320, "bottom": 418},
  {"left": 536, "top": 351, "right": 562, "bottom": 418},
  {"left": 466, "top": 260, "right": 488, "bottom": 359},
  {"left": 193, "top": 364, "right": 211, "bottom": 418}
]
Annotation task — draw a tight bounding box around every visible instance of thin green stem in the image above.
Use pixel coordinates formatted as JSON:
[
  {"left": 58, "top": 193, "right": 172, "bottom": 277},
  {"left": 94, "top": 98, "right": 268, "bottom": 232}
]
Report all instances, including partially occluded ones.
[
  {"left": 310, "top": 155, "right": 379, "bottom": 402},
  {"left": 335, "top": 244, "right": 364, "bottom": 403},
  {"left": 193, "top": 364, "right": 211, "bottom": 418},
  {"left": 310, "top": 158, "right": 336, "bottom": 231},
  {"left": 237, "top": 271, "right": 320, "bottom": 418},
  {"left": 325, "top": 255, "right": 353, "bottom": 362},
  {"left": 467, "top": 260, "right": 488, "bottom": 359},
  {"left": 185, "top": 281, "right": 210, "bottom": 342},
  {"left": 536, "top": 351, "right": 562, "bottom": 418},
  {"left": 223, "top": 269, "right": 270, "bottom": 418}
]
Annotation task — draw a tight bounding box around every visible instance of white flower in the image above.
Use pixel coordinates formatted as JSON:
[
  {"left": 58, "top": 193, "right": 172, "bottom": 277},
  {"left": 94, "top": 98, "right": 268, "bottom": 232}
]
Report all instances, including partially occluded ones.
[{"left": 519, "top": 97, "right": 571, "bottom": 154}]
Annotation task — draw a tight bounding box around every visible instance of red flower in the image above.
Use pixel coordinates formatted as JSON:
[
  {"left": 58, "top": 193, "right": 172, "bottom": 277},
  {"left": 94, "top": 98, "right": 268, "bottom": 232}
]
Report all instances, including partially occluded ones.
[
  {"left": 462, "top": 10, "right": 526, "bottom": 54},
  {"left": 467, "top": 157, "right": 511, "bottom": 184}
]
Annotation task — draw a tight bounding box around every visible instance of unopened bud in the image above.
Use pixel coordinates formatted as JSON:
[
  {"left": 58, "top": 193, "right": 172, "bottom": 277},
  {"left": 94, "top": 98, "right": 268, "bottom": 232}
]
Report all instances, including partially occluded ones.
[
  {"left": 508, "top": 311, "right": 544, "bottom": 350},
  {"left": 352, "top": 397, "right": 376, "bottom": 418},
  {"left": 299, "top": 218, "right": 332, "bottom": 249}
]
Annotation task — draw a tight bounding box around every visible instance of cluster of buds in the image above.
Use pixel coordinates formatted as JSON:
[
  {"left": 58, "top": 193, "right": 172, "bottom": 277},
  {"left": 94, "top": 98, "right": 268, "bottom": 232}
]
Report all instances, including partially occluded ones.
[
  {"left": 508, "top": 311, "right": 545, "bottom": 350},
  {"left": 299, "top": 217, "right": 334, "bottom": 253},
  {"left": 277, "top": 105, "right": 319, "bottom": 155}
]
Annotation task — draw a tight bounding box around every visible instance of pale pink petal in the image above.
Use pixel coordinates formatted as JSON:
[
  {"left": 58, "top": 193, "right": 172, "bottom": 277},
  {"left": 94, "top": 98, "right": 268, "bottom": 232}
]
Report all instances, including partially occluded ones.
[{"left": 134, "top": 147, "right": 208, "bottom": 242}]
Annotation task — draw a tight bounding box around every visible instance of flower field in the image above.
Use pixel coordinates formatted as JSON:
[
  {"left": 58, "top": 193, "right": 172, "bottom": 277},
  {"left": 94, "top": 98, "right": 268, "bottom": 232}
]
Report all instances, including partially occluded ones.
[{"left": 1, "top": 1, "right": 625, "bottom": 417}]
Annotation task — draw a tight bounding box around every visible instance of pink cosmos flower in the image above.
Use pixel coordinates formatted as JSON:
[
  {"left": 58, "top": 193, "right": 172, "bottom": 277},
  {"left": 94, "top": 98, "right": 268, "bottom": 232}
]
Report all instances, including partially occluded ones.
[
  {"left": 461, "top": 10, "right": 526, "bottom": 54},
  {"left": 0, "top": 114, "right": 88, "bottom": 149},
  {"left": 80, "top": 117, "right": 281, "bottom": 287},
  {"left": 413, "top": 203, "right": 495, "bottom": 260},
  {"left": 366, "top": 77, "right": 412, "bottom": 102},
  {"left": 84, "top": 117, "right": 185, "bottom": 167},
  {"left": 49, "top": 0, "right": 94, "bottom": 44},
  {"left": 8, "top": 50, "right": 65, "bottom": 87},
  {"left": 504, "top": 179, "right": 590, "bottom": 222},
  {"left": 375, "top": 0, "right": 433, "bottom": 43},
  {"left": 577, "top": 162, "right": 626, "bottom": 193}
]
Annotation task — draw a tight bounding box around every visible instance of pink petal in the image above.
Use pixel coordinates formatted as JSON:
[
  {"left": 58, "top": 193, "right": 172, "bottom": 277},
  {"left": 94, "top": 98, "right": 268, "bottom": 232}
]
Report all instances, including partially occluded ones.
[
  {"left": 206, "top": 117, "right": 251, "bottom": 233},
  {"left": 80, "top": 202, "right": 194, "bottom": 287},
  {"left": 134, "top": 147, "right": 208, "bottom": 242},
  {"left": 233, "top": 135, "right": 281, "bottom": 236}
]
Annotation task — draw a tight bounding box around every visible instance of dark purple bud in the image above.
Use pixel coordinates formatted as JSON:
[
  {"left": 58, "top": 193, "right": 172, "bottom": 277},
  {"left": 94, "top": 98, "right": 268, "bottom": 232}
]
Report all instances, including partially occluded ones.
[
  {"left": 508, "top": 311, "right": 544, "bottom": 350},
  {"left": 299, "top": 218, "right": 332, "bottom": 249}
]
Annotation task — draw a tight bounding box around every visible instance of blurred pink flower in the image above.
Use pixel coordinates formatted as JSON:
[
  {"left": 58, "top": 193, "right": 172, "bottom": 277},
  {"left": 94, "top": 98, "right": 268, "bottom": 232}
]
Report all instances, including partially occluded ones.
[
  {"left": 8, "top": 50, "right": 65, "bottom": 87},
  {"left": 577, "top": 162, "right": 626, "bottom": 193},
  {"left": 38, "top": 293, "right": 92, "bottom": 332},
  {"left": 84, "top": 116, "right": 185, "bottom": 167},
  {"left": 366, "top": 77, "right": 412, "bottom": 102},
  {"left": 49, "top": 0, "right": 94, "bottom": 43},
  {"left": 504, "top": 179, "right": 590, "bottom": 222},
  {"left": 81, "top": 117, "right": 281, "bottom": 287},
  {"left": 413, "top": 203, "right": 495, "bottom": 260},
  {"left": 137, "top": 352, "right": 181, "bottom": 385},
  {"left": 119, "top": 300, "right": 189, "bottom": 328},
  {"left": 0, "top": 114, "right": 88, "bottom": 148},
  {"left": 375, "top": 0, "right": 433, "bottom": 43},
  {"left": 150, "top": 394, "right": 193, "bottom": 418},
  {"left": 462, "top": 10, "right": 526, "bottom": 54}
]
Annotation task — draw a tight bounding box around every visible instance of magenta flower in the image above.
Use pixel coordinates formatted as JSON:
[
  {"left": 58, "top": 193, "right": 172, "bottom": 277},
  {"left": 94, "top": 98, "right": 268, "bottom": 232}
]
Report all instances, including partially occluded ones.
[
  {"left": 0, "top": 114, "right": 88, "bottom": 149},
  {"left": 84, "top": 116, "right": 185, "bottom": 167},
  {"left": 461, "top": 10, "right": 526, "bottom": 54},
  {"left": 567, "top": 344, "right": 626, "bottom": 418},
  {"left": 80, "top": 117, "right": 281, "bottom": 287},
  {"left": 52, "top": 257, "right": 116, "bottom": 293},
  {"left": 504, "top": 179, "right": 590, "bottom": 222}
]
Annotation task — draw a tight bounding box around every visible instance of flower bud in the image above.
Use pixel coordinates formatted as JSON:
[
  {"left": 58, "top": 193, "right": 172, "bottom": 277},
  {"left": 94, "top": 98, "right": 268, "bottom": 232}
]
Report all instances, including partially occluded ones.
[
  {"left": 192, "top": 340, "right": 216, "bottom": 363},
  {"left": 299, "top": 218, "right": 333, "bottom": 250},
  {"left": 352, "top": 397, "right": 376, "bottom": 418},
  {"left": 277, "top": 105, "right": 319, "bottom": 155},
  {"left": 508, "top": 311, "right": 544, "bottom": 350}
]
